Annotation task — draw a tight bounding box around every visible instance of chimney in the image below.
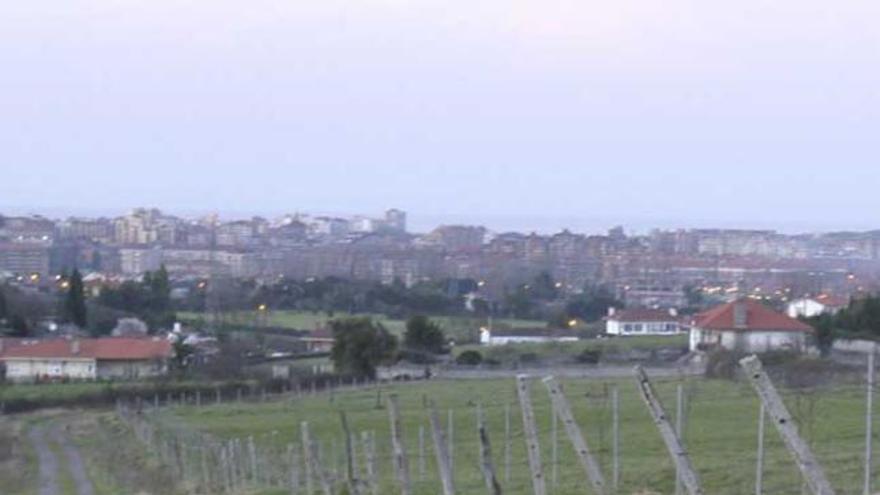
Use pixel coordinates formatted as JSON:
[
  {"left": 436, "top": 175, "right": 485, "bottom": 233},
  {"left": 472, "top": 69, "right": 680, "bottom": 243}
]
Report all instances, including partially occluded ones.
[
  {"left": 0, "top": 339, "right": 4, "bottom": 354},
  {"left": 608, "top": 307, "right": 617, "bottom": 318},
  {"left": 733, "top": 302, "right": 748, "bottom": 329},
  {"left": 71, "top": 339, "right": 80, "bottom": 355},
  {"left": 669, "top": 308, "right": 678, "bottom": 318}
]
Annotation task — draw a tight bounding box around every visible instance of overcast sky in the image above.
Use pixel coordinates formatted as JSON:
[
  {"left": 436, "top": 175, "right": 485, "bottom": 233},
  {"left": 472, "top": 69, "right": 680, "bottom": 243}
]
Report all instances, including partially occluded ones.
[{"left": 2, "top": 1, "right": 879, "bottom": 234}]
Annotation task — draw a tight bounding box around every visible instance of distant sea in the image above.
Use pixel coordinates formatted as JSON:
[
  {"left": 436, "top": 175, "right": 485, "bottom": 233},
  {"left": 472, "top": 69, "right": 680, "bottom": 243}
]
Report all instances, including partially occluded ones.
[{"left": 0, "top": 204, "right": 872, "bottom": 236}]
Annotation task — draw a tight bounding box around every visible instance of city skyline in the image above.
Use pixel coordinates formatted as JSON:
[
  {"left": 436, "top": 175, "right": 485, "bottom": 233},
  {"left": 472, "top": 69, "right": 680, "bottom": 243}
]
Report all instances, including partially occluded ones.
[{"left": 2, "top": 201, "right": 880, "bottom": 237}]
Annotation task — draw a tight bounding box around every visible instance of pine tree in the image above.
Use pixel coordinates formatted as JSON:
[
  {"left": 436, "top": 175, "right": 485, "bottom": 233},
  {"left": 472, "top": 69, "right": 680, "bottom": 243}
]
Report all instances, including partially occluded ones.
[
  {"left": 0, "top": 286, "right": 7, "bottom": 323},
  {"left": 64, "top": 269, "right": 88, "bottom": 328},
  {"left": 150, "top": 264, "right": 171, "bottom": 313}
]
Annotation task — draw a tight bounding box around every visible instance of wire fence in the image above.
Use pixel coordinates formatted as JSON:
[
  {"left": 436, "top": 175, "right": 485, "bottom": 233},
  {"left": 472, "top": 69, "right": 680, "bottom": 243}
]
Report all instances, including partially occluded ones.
[{"left": 117, "top": 354, "right": 880, "bottom": 495}]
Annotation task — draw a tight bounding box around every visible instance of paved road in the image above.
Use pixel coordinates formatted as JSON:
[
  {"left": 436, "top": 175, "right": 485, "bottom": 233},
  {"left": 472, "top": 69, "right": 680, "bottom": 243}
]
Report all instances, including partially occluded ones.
[
  {"left": 28, "top": 423, "right": 96, "bottom": 495},
  {"left": 28, "top": 426, "right": 60, "bottom": 495}
]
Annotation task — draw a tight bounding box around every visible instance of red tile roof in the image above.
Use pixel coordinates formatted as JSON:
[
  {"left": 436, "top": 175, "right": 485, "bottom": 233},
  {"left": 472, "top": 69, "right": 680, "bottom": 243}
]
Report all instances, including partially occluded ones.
[
  {"left": 694, "top": 300, "right": 813, "bottom": 333},
  {"left": 0, "top": 337, "right": 173, "bottom": 361},
  {"left": 609, "top": 308, "right": 679, "bottom": 323},
  {"left": 814, "top": 294, "right": 849, "bottom": 308}
]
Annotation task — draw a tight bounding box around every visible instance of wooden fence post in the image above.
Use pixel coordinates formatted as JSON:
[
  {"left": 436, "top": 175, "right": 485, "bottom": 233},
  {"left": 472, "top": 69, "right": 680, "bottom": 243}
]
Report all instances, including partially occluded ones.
[
  {"left": 739, "top": 356, "right": 835, "bottom": 495},
  {"left": 362, "top": 431, "right": 379, "bottom": 495},
  {"left": 387, "top": 394, "right": 413, "bottom": 495},
  {"left": 552, "top": 407, "right": 559, "bottom": 489},
  {"left": 448, "top": 409, "right": 455, "bottom": 479},
  {"left": 756, "top": 403, "right": 766, "bottom": 495},
  {"left": 286, "top": 443, "right": 300, "bottom": 494},
  {"left": 340, "top": 411, "right": 361, "bottom": 495},
  {"left": 301, "top": 422, "right": 328, "bottom": 495},
  {"left": 675, "top": 384, "right": 685, "bottom": 495},
  {"left": 428, "top": 401, "right": 456, "bottom": 495},
  {"left": 517, "top": 375, "right": 546, "bottom": 495},
  {"left": 865, "top": 346, "right": 876, "bottom": 495},
  {"left": 419, "top": 425, "right": 426, "bottom": 481},
  {"left": 612, "top": 386, "right": 620, "bottom": 493},
  {"left": 477, "top": 404, "right": 503, "bottom": 495},
  {"left": 505, "top": 402, "right": 512, "bottom": 484},
  {"left": 542, "top": 376, "right": 607, "bottom": 495},
  {"left": 633, "top": 366, "right": 703, "bottom": 495}
]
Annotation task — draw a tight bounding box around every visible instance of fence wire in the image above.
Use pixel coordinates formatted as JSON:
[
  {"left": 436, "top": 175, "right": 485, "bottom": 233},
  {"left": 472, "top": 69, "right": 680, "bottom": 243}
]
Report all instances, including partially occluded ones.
[{"left": 117, "top": 365, "right": 880, "bottom": 495}]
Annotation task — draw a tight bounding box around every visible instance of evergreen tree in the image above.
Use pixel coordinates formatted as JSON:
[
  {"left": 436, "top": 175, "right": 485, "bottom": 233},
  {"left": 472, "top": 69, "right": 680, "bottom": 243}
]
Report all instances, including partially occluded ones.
[
  {"left": 0, "top": 286, "right": 7, "bottom": 323},
  {"left": 149, "top": 265, "right": 171, "bottom": 313},
  {"left": 64, "top": 268, "right": 88, "bottom": 328},
  {"left": 330, "top": 318, "right": 397, "bottom": 379},
  {"left": 9, "top": 314, "right": 29, "bottom": 337}
]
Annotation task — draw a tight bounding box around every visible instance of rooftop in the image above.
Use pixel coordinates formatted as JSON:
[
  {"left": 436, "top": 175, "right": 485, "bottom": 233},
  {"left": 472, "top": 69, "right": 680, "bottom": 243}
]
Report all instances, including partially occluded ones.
[
  {"left": 608, "top": 308, "right": 679, "bottom": 323},
  {"left": 694, "top": 300, "right": 813, "bottom": 333},
  {"left": 0, "top": 337, "right": 174, "bottom": 361}
]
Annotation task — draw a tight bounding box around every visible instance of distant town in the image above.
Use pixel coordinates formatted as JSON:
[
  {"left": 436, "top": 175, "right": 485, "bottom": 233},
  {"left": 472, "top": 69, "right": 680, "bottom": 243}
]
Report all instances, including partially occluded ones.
[{"left": 1, "top": 207, "right": 877, "bottom": 305}]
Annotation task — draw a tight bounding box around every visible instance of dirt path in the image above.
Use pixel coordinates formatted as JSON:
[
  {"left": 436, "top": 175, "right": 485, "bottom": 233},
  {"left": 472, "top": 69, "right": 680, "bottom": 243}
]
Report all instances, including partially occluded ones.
[
  {"left": 51, "top": 426, "right": 95, "bottom": 495},
  {"left": 28, "top": 423, "right": 96, "bottom": 495},
  {"left": 28, "top": 426, "right": 60, "bottom": 495}
]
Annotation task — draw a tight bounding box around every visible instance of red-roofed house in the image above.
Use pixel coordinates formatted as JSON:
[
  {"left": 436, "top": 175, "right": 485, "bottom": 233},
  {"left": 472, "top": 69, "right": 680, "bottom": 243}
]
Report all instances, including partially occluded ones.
[
  {"left": 606, "top": 308, "right": 683, "bottom": 336},
  {"left": 689, "top": 299, "right": 814, "bottom": 353},
  {"left": 0, "top": 337, "right": 174, "bottom": 382}
]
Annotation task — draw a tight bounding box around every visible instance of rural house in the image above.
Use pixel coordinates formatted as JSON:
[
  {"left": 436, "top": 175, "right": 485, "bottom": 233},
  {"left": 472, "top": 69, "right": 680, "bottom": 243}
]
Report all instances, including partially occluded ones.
[
  {"left": 605, "top": 308, "right": 683, "bottom": 336},
  {"left": 0, "top": 337, "right": 174, "bottom": 382},
  {"left": 689, "top": 299, "right": 814, "bottom": 353}
]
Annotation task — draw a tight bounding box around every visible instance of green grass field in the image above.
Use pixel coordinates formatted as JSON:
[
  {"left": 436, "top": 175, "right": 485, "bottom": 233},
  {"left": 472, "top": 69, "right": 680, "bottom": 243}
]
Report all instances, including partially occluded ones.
[
  {"left": 180, "top": 310, "right": 546, "bottom": 343},
  {"left": 454, "top": 335, "right": 689, "bottom": 364},
  {"left": 161, "top": 375, "right": 873, "bottom": 494}
]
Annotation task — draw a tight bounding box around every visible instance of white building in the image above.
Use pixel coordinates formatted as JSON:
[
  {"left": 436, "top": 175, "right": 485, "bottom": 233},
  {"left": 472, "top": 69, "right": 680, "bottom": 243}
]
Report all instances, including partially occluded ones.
[
  {"left": 787, "top": 295, "right": 849, "bottom": 319},
  {"left": 480, "top": 327, "right": 579, "bottom": 346},
  {"left": 605, "top": 308, "right": 682, "bottom": 336},
  {"left": 689, "top": 299, "right": 813, "bottom": 353},
  {"left": 119, "top": 247, "right": 162, "bottom": 275}
]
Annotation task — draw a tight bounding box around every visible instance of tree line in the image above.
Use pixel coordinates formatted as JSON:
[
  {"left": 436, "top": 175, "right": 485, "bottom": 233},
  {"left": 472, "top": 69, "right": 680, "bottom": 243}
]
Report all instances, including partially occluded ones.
[{"left": 0, "top": 266, "right": 175, "bottom": 337}]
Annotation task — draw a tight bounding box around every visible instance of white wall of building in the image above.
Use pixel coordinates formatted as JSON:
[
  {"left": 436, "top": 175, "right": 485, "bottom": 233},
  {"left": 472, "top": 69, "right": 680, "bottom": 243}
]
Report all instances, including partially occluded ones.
[
  {"left": 480, "top": 331, "right": 578, "bottom": 346},
  {"left": 4, "top": 358, "right": 96, "bottom": 382},
  {"left": 787, "top": 299, "right": 828, "bottom": 319},
  {"left": 606, "top": 320, "right": 681, "bottom": 336},
  {"left": 689, "top": 329, "right": 807, "bottom": 353}
]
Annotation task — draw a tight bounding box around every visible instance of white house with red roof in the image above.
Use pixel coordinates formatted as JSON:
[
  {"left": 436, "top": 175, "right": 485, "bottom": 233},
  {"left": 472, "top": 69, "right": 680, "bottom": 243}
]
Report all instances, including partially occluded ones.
[
  {"left": 605, "top": 308, "right": 682, "bottom": 336},
  {"left": 0, "top": 337, "right": 173, "bottom": 382},
  {"left": 689, "top": 299, "right": 814, "bottom": 353},
  {"left": 786, "top": 294, "right": 849, "bottom": 319}
]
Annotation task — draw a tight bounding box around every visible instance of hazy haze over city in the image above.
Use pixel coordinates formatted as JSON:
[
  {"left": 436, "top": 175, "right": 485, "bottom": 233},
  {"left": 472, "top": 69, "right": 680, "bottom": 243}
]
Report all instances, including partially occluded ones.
[{"left": 3, "top": 0, "right": 880, "bottom": 233}]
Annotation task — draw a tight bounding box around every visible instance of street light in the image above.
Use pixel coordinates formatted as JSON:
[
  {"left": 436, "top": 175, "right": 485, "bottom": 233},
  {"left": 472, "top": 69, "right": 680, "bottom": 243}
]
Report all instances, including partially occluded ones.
[{"left": 258, "top": 304, "right": 268, "bottom": 312}]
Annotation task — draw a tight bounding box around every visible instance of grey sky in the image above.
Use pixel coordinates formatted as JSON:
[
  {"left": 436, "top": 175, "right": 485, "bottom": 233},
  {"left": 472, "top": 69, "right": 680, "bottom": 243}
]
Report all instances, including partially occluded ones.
[{"left": 2, "top": 0, "right": 879, "bottom": 233}]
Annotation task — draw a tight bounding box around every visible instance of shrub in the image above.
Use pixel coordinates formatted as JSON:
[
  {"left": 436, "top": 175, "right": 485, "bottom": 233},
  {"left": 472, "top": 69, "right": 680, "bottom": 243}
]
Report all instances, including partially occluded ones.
[
  {"left": 575, "top": 348, "right": 602, "bottom": 364},
  {"left": 704, "top": 350, "right": 745, "bottom": 380},
  {"left": 456, "top": 350, "right": 483, "bottom": 366},
  {"left": 518, "top": 352, "right": 539, "bottom": 364}
]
